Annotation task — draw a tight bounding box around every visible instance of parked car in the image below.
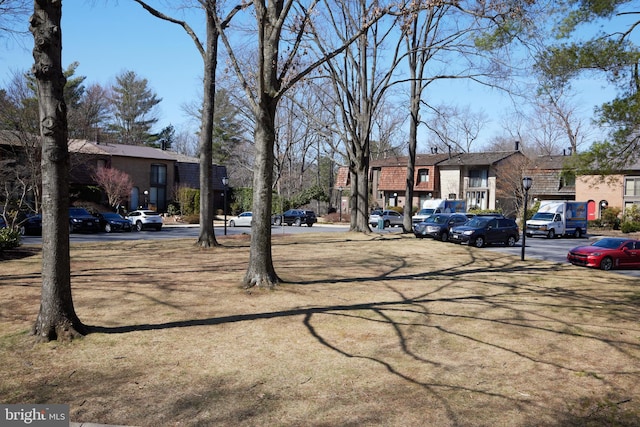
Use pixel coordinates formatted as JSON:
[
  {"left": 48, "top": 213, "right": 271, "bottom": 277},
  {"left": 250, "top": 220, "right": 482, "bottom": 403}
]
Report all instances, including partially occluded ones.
[
  {"left": 126, "top": 210, "right": 163, "bottom": 231},
  {"left": 449, "top": 216, "right": 519, "bottom": 247},
  {"left": 69, "top": 207, "right": 100, "bottom": 233},
  {"left": 272, "top": 209, "right": 317, "bottom": 227},
  {"left": 369, "top": 210, "right": 404, "bottom": 228},
  {"left": 413, "top": 213, "right": 469, "bottom": 241},
  {"left": 95, "top": 212, "right": 133, "bottom": 233},
  {"left": 229, "top": 212, "right": 253, "bottom": 227},
  {"left": 18, "top": 214, "right": 42, "bottom": 236},
  {"left": 567, "top": 237, "right": 640, "bottom": 271}
]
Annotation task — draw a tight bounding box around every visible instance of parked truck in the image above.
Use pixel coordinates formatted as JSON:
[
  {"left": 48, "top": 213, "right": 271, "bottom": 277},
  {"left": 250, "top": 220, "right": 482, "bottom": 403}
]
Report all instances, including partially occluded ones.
[
  {"left": 412, "top": 199, "right": 466, "bottom": 225},
  {"left": 525, "top": 200, "right": 588, "bottom": 238}
]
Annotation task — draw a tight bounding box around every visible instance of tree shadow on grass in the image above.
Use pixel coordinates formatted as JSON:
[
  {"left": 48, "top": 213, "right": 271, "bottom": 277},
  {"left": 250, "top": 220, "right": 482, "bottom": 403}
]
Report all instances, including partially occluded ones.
[{"left": 82, "top": 240, "right": 640, "bottom": 426}]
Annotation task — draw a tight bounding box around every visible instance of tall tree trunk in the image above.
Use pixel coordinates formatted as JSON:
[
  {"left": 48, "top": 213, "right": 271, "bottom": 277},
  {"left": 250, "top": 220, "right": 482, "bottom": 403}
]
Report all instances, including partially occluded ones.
[
  {"left": 243, "top": 95, "right": 280, "bottom": 288},
  {"left": 30, "top": 0, "right": 85, "bottom": 342},
  {"left": 197, "top": 9, "right": 219, "bottom": 247},
  {"left": 404, "top": 76, "right": 419, "bottom": 232},
  {"left": 348, "top": 139, "right": 370, "bottom": 232},
  {"left": 131, "top": 0, "right": 221, "bottom": 247}
]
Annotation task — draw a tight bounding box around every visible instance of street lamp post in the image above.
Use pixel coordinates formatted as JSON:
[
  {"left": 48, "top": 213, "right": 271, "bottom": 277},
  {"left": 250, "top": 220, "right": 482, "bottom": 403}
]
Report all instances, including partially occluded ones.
[
  {"left": 143, "top": 190, "right": 149, "bottom": 209},
  {"left": 521, "top": 177, "right": 533, "bottom": 261},
  {"left": 338, "top": 186, "right": 343, "bottom": 222},
  {"left": 222, "top": 177, "right": 229, "bottom": 236}
]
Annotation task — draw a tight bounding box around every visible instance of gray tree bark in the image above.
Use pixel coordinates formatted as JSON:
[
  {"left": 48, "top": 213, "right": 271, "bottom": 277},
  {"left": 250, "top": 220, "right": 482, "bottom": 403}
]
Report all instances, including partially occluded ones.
[{"left": 30, "top": 0, "right": 85, "bottom": 342}]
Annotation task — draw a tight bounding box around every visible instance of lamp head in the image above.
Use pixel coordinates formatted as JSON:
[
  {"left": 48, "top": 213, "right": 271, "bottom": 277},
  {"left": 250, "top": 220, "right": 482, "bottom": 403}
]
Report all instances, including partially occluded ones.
[{"left": 522, "top": 177, "right": 533, "bottom": 191}]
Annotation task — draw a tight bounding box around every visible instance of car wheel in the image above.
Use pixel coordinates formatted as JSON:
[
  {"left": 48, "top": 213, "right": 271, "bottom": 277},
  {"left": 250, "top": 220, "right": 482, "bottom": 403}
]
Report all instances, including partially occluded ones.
[
  {"left": 274, "top": 217, "right": 282, "bottom": 226},
  {"left": 295, "top": 218, "right": 302, "bottom": 226},
  {"left": 230, "top": 220, "right": 236, "bottom": 227},
  {"left": 473, "top": 236, "right": 485, "bottom": 248},
  {"left": 440, "top": 231, "right": 449, "bottom": 242},
  {"left": 384, "top": 220, "right": 390, "bottom": 228},
  {"left": 104, "top": 224, "right": 112, "bottom": 233},
  {"left": 547, "top": 229, "right": 555, "bottom": 239},
  {"left": 135, "top": 221, "right": 143, "bottom": 232},
  {"left": 308, "top": 222, "right": 313, "bottom": 227},
  {"left": 574, "top": 229, "right": 582, "bottom": 238},
  {"left": 600, "top": 257, "right": 614, "bottom": 271},
  {"left": 19, "top": 226, "right": 26, "bottom": 236},
  {"left": 506, "top": 236, "right": 516, "bottom": 247},
  {"left": 155, "top": 225, "right": 162, "bottom": 231}
]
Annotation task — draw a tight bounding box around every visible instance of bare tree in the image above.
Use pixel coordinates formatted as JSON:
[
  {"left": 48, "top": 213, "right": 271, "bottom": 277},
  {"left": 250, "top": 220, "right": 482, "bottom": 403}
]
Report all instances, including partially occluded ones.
[
  {"left": 0, "top": 0, "right": 30, "bottom": 40},
  {"left": 92, "top": 167, "right": 133, "bottom": 210},
  {"left": 131, "top": 0, "right": 238, "bottom": 248},
  {"left": 424, "top": 104, "right": 488, "bottom": 154},
  {"left": 0, "top": 71, "right": 43, "bottom": 211},
  {"left": 31, "top": 0, "right": 86, "bottom": 342},
  {"left": 71, "top": 82, "right": 111, "bottom": 140},
  {"left": 216, "top": 0, "right": 389, "bottom": 287},
  {"left": 399, "top": 0, "right": 537, "bottom": 231},
  {"left": 314, "top": 0, "right": 402, "bottom": 232}
]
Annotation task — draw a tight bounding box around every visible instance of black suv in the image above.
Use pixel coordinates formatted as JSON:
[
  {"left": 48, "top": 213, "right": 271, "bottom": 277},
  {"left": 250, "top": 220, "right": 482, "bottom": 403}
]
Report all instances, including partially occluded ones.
[
  {"left": 413, "top": 213, "right": 469, "bottom": 241},
  {"left": 450, "top": 216, "right": 519, "bottom": 247},
  {"left": 69, "top": 207, "right": 100, "bottom": 233},
  {"left": 272, "top": 209, "right": 317, "bottom": 227}
]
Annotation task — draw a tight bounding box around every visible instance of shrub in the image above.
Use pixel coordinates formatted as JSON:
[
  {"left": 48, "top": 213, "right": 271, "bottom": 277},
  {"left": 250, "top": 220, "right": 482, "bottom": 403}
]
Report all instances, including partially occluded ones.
[
  {"left": 623, "top": 204, "right": 640, "bottom": 223},
  {"left": 602, "top": 207, "right": 621, "bottom": 229},
  {"left": 588, "top": 219, "right": 603, "bottom": 228},
  {"left": 0, "top": 227, "right": 21, "bottom": 251},
  {"left": 620, "top": 221, "right": 640, "bottom": 233},
  {"left": 182, "top": 214, "right": 200, "bottom": 224}
]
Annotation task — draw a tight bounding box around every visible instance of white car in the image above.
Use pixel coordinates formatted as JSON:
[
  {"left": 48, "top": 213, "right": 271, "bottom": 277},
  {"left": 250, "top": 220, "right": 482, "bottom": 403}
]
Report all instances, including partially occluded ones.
[
  {"left": 126, "top": 210, "right": 163, "bottom": 231},
  {"left": 229, "top": 212, "right": 252, "bottom": 227},
  {"left": 369, "top": 210, "right": 404, "bottom": 228}
]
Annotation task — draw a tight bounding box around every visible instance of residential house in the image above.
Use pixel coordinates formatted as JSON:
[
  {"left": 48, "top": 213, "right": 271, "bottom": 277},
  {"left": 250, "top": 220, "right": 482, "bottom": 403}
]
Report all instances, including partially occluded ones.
[
  {"left": 0, "top": 133, "right": 227, "bottom": 214},
  {"left": 335, "top": 148, "right": 526, "bottom": 217},
  {"left": 575, "top": 160, "right": 640, "bottom": 220},
  {"left": 437, "top": 150, "right": 527, "bottom": 217},
  {"left": 525, "top": 154, "right": 576, "bottom": 202},
  {"left": 368, "top": 153, "right": 450, "bottom": 211},
  {"left": 68, "top": 140, "right": 228, "bottom": 212}
]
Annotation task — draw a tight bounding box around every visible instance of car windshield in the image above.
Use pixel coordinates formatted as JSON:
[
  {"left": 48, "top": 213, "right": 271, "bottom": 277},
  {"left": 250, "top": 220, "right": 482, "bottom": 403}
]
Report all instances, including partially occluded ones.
[
  {"left": 102, "top": 213, "right": 122, "bottom": 219},
  {"left": 531, "top": 212, "right": 555, "bottom": 221},
  {"left": 69, "top": 208, "right": 90, "bottom": 215},
  {"left": 592, "top": 238, "right": 626, "bottom": 249},
  {"left": 426, "top": 215, "right": 447, "bottom": 224},
  {"left": 465, "top": 218, "right": 488, "bottom": 227}
]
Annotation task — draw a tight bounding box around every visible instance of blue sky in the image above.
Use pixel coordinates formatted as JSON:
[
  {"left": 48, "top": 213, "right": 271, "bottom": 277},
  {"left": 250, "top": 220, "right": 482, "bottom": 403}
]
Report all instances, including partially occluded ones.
[
  {"left": 1, "top": 1, "right": 205, "bottom": 133},
  {"left": 0, "top": 1, "right": 631, "bottom": 149}
]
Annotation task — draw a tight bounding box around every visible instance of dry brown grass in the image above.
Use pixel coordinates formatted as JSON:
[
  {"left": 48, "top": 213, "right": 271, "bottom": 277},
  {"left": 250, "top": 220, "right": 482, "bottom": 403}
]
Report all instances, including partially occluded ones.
[{"left": 1, "top": 232, "right": 639, "bottom": 426}]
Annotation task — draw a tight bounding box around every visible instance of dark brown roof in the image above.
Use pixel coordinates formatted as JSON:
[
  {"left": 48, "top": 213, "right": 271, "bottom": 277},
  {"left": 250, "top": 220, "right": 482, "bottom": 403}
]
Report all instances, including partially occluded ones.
[
  {"left": 529, "top": 155, "right": 571, "bottom": 170},
  {"left": 371, "top": 153, "right": 450, "bottom": 167},
  {"left": 438, "top": 151, "right": 521, "bottom": 166},
  {"left": 68, "top": 139, "right": 176, "bottom": 160}
]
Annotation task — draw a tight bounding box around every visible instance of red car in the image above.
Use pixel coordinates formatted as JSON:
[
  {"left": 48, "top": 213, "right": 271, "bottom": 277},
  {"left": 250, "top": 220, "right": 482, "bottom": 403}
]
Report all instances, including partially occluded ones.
[{"left": 567, "top": 237, "right": 640, "bottom": 271}]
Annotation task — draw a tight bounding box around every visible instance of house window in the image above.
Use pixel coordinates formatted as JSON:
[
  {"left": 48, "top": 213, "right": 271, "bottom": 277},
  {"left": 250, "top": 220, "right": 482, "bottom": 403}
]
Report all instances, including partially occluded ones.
[
  {"left": 468, "top": 169, "right": 488, "bottom": 188},
  {"left": 560, "top": 172, "right": 576, "bottom": 188},
  {"left": 150, "top": 164, "right": 167, "bottom": 186},
  {"left": 625, "top": 177, "right": 640, "bottom": 196},
  {"left": 466, "top": 190, "right": 487, "bottom": 210},
  {"left": 417, "top": 169, "right": 429, "bottom": 183},
  {"left": 150, "top": 164, "right": 167, "bottom": 211}
]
